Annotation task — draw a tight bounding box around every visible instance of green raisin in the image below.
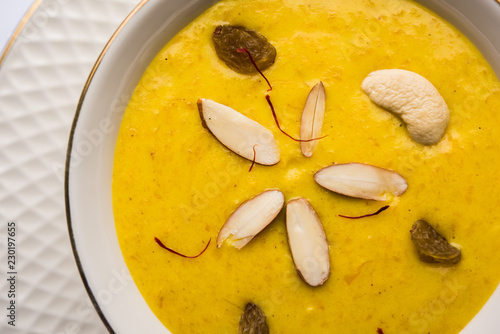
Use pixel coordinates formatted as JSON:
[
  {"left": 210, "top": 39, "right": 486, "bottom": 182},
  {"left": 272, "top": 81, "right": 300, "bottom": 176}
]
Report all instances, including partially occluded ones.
[
  {"left": 238, "top": 303, "right": 269, "bottom": 334},
  {"left": 410, "top": 220, "right": 461, "bottom": 264},
  {"left": 213, "top": 25, "right": 276, "bottom": 75}
]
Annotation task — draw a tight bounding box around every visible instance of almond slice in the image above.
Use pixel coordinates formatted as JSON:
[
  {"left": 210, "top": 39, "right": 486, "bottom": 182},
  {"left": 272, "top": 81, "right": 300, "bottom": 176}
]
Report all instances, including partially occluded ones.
[
  {"left": 314, "top": 163, "right": 408, "bottom": 201},
  {"left": 217, "top": 189, "right": 284, "bottom": 249},
  {"left": 198, "top": 99, "right": 280, "bottom": 165},
  {"left": 286, "top": 198, "right": 330, "bottom": 287},
  {"left": 300, "top": 81, "right": 326, "bottom": 157}
]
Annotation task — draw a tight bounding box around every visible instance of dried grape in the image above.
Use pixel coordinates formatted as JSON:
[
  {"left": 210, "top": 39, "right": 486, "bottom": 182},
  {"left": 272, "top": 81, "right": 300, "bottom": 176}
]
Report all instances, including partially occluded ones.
[
  {"left": 410, "top": 220, "right": 461, "bottom": 264},
  {"left": 213, "top": 25, "right": 276, "bottom": 74},
  {"left": 238, "top": 303, "right": 269, "bottom": 334}
]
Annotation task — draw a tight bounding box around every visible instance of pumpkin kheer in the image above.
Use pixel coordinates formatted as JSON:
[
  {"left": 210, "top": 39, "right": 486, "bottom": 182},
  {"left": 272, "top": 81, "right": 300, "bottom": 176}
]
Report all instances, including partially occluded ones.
[{"left": 112, "top": 0, "right": 500, "bottom": 333}]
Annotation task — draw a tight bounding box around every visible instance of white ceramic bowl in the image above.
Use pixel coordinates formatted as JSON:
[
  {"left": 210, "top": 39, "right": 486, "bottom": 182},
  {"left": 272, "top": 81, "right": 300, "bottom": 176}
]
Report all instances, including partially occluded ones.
[{"left": 65, "top": 0, "right": 500, "bottom": 333}]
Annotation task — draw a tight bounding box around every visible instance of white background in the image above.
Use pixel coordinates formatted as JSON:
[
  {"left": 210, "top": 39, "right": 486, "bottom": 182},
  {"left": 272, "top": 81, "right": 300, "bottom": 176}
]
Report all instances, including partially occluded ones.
[{"left": 0, "top": 0, "right": 36, "bottom": 54}]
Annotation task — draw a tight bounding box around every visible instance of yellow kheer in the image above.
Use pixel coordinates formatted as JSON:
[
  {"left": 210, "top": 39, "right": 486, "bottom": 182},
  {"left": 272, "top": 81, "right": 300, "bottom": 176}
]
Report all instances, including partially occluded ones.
[{"left": 112, "top": 0, "right": 500, "bottom": 333}]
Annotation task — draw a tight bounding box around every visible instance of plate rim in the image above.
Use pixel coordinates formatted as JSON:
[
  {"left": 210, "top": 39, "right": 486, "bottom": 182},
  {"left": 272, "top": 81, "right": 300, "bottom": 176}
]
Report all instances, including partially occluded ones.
[
  {"left": 64, "top": 1, "right": 150, "bottom": 333},
  {"left": 64, "top": 0, "right": 500, "bottom": 333}
]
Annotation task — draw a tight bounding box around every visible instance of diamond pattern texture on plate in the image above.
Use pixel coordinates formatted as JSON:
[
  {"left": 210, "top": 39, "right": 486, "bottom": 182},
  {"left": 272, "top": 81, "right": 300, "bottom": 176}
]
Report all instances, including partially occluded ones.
[{"left": 0, "top": 0, "right": 139, "bottom": 333}]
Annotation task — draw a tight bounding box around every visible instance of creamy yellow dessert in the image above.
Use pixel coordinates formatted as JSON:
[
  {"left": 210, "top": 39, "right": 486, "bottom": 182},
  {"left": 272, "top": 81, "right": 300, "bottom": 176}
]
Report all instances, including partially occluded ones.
[{"left": 112, "top": 0, "right": 500, "bottom": 333}]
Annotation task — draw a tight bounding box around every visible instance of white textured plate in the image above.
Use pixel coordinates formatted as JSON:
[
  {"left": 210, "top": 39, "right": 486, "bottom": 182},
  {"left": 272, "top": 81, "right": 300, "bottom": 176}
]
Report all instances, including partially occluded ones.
[
  {"left": 65, "top": 0, "right": 500, "bottom": 333},
  {"left": 0, "top": 0, "right": 138, "bottom": 333}
]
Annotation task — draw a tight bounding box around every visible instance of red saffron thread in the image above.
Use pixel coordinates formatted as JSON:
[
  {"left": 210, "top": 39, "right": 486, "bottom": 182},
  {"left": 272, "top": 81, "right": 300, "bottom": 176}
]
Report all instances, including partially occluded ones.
[
  {"left": 339, "top": 205, "right": 390, "bottom": 219},
  {"left": 265, "top": 94, "right": 326, "bottom": 142},
  {"left": 377, "top": 328, "right": 384, "bottom": 334},
  {"left": 237, "top": 49, "right": 325, "bottom": 143},
  {"left": 154, "top": 237, "right": 211, "bottom": 258},
  {"left": 237, "top": 48, "right": 273, "bottom": 91},
  {"left": 249, "top": 144, "right": 258, "bottom": 172}
]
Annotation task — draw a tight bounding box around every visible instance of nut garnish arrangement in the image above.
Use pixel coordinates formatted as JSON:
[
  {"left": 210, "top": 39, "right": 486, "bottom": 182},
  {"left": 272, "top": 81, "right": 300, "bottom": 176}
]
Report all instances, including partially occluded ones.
[{"left": 203, "top": 25, "right": 460, "bottom": 295}]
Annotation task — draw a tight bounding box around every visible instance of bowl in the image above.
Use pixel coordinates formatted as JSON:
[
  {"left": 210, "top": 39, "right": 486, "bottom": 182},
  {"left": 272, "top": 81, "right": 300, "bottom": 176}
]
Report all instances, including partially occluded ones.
[{"left": 65, "top": 0, "right": 500, "bottom": 333}]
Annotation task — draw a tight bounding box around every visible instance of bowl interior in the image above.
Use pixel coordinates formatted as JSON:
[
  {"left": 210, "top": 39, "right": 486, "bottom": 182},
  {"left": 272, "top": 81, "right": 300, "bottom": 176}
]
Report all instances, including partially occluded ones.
[{"left": 66, "top": 0, "right": 500, "bottom": 333}]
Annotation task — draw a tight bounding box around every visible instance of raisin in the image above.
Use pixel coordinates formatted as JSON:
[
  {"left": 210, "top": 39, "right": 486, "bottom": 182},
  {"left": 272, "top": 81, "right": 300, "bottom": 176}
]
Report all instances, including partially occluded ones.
[
  {"left": 238, "top": 303, "right": 269, "bottom": 334},
  {"left": 213, "top": 25, "right": 276, "bottom": 74},
  {"left": 410, "top": 220, "right": 461, "bottom": 264}
]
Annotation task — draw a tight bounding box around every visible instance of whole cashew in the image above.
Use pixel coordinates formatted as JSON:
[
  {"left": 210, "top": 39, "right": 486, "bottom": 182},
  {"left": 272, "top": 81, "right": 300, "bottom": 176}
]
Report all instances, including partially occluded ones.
[{"left": 362, "top": 69, "right": 450, "bottom": 145}]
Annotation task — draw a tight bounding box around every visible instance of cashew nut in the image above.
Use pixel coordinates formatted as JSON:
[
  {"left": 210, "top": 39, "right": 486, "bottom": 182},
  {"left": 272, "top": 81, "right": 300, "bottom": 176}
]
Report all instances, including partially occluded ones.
[{"left": 362, "top": 69, "right": 449, "bottom": 145}]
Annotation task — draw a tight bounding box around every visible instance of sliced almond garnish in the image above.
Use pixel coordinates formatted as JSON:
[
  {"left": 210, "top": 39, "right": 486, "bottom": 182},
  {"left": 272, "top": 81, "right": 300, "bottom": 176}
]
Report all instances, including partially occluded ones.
[
  {"left": 198, "top": 99, "right": 280, "bottom": 165},
  {"left": 314, "top": 163, "right": 408, "bottom": 201},
  {"left": 300, "top": 81, "right": 326, "bottom": 157},
  {"left": 286, "top": 197, "right": 330, "bottom": 287},
  {"left": 217, "top": 189, "right": 284, "bottom": 249}
]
